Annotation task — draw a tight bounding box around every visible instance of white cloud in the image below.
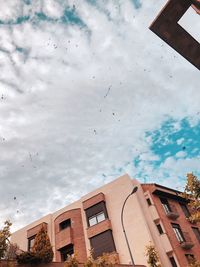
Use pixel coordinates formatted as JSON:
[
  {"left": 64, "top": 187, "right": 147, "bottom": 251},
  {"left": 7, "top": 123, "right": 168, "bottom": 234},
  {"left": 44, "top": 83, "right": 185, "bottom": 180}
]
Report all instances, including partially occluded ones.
[
  {"left": 176, "top": 138, "right": 184, "bottom": 145},
  {"left": 0, "top": 0, "right": 200, "bottom": 231},
  {"left": 175, "top": 151, "right": 187, "bottom": 158}
]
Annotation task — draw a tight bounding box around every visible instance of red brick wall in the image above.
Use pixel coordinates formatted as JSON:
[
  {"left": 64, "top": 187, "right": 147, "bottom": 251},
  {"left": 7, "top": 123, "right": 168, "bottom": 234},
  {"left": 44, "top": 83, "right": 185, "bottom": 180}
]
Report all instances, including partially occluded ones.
[
  {"left": 142, "top": 184, "right": 200, "bottom": 267},
  {"left": 54, "top": 209, "right": 87, "bottom": 263}
]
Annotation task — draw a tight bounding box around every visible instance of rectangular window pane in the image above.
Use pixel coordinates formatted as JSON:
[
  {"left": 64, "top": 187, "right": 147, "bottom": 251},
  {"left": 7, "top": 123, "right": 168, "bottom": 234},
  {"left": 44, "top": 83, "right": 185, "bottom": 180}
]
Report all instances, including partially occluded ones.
[
  {"left": 89, "top": 216, "right": 97, "bottom": 226},
  {"left": 146, "top": 198, "right": 152, "bottom": 206},
  {"left": 59, "top": 219, "right": 71, "bottom": 230},
  {"left": 169, "top": 256, "right": 178, "bottom": 267},
  {"left": 97, "top": 212, "right": 105, "bottom": 223},
  {"left": 160, "top": 198, "right": 171, "bottom": 213},
  {"left": 156, "top": 224, "right": 164, "bottom": 235},
  {"left": 172, "top": 224, "right": 184, "bottom": 243},
  {"left": 180, "top": 203, "right": 190, "bottom": 218}
]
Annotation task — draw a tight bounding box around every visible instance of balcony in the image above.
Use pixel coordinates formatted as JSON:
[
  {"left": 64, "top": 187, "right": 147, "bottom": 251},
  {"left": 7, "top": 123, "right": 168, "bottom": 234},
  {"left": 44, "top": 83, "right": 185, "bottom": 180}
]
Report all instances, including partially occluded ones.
[
  {"left": 180, "top": 232, "right": 194, "bottom": 250},
  {"left": 164, "top": 204, "right": 179, "bottom": 220}
]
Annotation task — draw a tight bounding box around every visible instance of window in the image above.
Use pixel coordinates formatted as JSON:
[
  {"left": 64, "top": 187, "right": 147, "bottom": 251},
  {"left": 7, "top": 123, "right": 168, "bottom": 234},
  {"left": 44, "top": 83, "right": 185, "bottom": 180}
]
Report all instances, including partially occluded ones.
[
  {"left": 89, "top": 212, "right": 106, "bottom": 227},
  {"left": 171, "top": 223, "right": 185, "bottom": 243},
  {"left": 185, "top": 254, "right": 195, "bottom": 264},
  {"left": 59, "top": 219, "right": 71, "bottom": 230},
  {"left": 28, "top": 235, "right": 36, "bottom": 251},
  {"left": 156, "top": 224, "right": 164, "bottom": 235},
  {"left": 169, "top": 256, "right": 178, "bottom": 267},
  {"left": 90, "top": 230, "right": 116, "bottom": 258},
  {"left": 192, "top": 227, "right": 200, "bottom": 243},
  {"left": 146, "top": 198, "right": 152, "bottom": 206},
  {"left": 85, "top": 201, "right": 108, "bottom": 227},
  {"left": 59, "top": 244, "right": 74, "bottom": 262},
  {"left": 160, "top": 198, "right": 171, "bottom": 213},
  {"left": 180, "top": 203, "right": 190, "bottom": 218}
]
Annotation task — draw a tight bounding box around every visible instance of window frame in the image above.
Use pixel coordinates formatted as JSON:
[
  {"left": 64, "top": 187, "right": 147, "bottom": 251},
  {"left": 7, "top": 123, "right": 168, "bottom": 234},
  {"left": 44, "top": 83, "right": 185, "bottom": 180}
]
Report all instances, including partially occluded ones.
[
  {"left": 59, "top": 244, "right": 74, "bottom": 262},
  {"left": 180, "top": 203, "right": 191, "bottom": 218},
  {"left": 28, "top": 235, "right": 36, "bottom": 251},
  {"left": 169, "top": 256, "right": 178, "bottom": 267},
  {"left": 156, "top": 223, "right": 164, "bottom": 235},
  {"left": 88, "top": 211, "right": 106, "bottom": 227},
  {"left": 171, "top": 223, "right": 185, "bottom": 243},
  {"left": 59, "top": 219, "right": 71, "bottom": 231},
  {"left": 160, "top": 198, "right": 171, "bottom": 213}
]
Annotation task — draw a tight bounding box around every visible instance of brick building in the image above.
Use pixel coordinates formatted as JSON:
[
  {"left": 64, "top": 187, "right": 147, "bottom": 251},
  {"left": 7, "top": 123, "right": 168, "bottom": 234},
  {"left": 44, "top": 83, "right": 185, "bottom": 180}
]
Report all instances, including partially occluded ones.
[{"left": 11, "top": 174, "right": 200, "bottom": 267}]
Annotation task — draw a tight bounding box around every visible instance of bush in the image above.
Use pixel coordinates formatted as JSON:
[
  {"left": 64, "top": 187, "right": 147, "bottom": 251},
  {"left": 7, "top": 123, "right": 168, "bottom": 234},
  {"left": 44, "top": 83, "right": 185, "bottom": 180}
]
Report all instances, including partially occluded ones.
[
  {"left": 16, "top": 251, "right": 42, "bottom": 264},
  {"left": 32, "top": 224, "right": 53, "bottom": 263}
]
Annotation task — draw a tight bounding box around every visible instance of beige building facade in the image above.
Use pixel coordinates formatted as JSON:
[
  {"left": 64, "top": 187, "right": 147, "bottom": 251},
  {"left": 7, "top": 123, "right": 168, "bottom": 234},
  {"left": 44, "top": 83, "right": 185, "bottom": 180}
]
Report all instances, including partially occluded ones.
[{"left": 11, "top": 174, "right": 200, "bottom": 267}]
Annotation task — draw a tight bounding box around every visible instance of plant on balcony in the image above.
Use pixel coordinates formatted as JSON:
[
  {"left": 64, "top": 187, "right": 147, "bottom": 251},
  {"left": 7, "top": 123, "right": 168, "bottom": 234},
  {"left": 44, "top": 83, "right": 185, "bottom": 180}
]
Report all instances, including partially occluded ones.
[
  {"left": 32, "top": 224, "right": 54, "bottom": 263},
  {"left": 83, "top": 251, "right": 118, "bottom": 267},
  {"left": 64, "top": 253, "right": 79, "bottom": 267},
  {"left": 64, "top": 251, "right": 118, "bottom": 267},
  {"left": 0, "top": 220, "right": 12, "bottom": 259},
  {"left": 182, "top": 173, "right": 200, "bottom": 223},
  {"left": 145, "top": 243, "right": 161, "bottom": 267}
]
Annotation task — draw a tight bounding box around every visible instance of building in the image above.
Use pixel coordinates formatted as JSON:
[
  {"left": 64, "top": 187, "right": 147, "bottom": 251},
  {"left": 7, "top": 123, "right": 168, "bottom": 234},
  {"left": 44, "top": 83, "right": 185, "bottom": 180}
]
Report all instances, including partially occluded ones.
[{"left": 11, "top": 174, "right": 200, "bottom": 267}]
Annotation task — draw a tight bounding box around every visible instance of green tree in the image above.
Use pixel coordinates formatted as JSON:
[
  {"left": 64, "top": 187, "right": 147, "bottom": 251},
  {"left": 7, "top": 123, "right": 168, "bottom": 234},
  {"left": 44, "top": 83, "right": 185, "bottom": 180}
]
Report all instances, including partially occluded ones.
[
  {"left": 32, "top": 224, "right": 53, "bottom": 263},
  {"left": 145, "top": 243, "right": 161, "bottom": 267},
  {"left": 0, "top": 220, "right": 12, "bottom": 259},
  {"left": 182, "top": 173, "right": 200, "bottom": 223}
]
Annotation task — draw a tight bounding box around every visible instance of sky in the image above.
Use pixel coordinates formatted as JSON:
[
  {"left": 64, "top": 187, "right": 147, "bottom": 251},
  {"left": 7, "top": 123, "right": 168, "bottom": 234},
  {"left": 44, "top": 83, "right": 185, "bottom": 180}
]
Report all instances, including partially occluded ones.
[{"left": 0, "top": 0, "right": 200, "bottom": 232}]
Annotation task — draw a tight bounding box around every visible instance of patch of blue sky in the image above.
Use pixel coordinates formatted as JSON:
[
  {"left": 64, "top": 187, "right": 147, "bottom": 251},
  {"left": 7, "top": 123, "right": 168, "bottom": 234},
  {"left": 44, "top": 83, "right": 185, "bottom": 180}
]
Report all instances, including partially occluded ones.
[
  {"left": 0, "top": 16, "right": 30, "bottom": 25},
  {"left": 146, "top": 117, "right": 200, "bottom": 165},
  {"left": 130, "top": 0, "right": 142, "bottom": 9},
  {"left": 61, "top": 7, "right": 87, "bottom": 28},
  {"left": 0, "top": 8, "right": 87, "bottom": 30}
]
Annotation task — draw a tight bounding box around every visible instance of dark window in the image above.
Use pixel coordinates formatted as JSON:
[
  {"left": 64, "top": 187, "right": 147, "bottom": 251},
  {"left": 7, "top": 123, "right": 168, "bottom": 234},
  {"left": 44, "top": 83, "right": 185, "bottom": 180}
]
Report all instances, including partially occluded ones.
[
  {"left": 156, "top": 224, "right": 164, "bottom": 235},
  {"left": 160, "top": 198, "right": 171, "bottom": 213},
  {"left": 169, "top": 256, "right": 178, "bottom": 267},
  {"left": 89, "top": 212, "right": 106, "bottom": 227},
  {"left": 192, "top": 227, "right": 200, "bottom": 243},
  {"left": 85, "top": 201, "right": 108, "bottom": 227},
  {"left": 171, "top": 223, "right": 185, "bottom": 243},
  {"left": 185, "top": 254, "right": 195, "bottom": 264},
  {"left": 59, "top": 244, "right": 74, "bottom": 262},
  {"left": 90, "top": 230, "right": 116, "bottom": 258},
  {"left": 180, "top": 203, "right": 190, "bottom": 218},
  {"left": 28, "top": 235, "right": 36, "bottom": 251},
  {"left": 59, "top": 219, "right": 71, "bottom": 230},
  {"left": 146, "top": 198, "right": 152, "bottom": 206}
]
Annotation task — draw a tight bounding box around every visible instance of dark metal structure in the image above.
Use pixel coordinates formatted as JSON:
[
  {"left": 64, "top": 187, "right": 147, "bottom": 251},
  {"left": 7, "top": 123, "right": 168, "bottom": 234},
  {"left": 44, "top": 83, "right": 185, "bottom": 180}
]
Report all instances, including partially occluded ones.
[{"left": 150, "top": 0, "right": 200, "bottom": 70}]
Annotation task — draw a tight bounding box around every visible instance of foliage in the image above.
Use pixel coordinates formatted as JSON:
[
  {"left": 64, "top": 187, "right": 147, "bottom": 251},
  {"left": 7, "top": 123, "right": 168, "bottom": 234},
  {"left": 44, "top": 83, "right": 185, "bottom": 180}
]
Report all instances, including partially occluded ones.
[
  {"left": 182, "top": 173, "right": 200, "bottom": 223},
  {"left": 0, "top": 220, "right": 12, "bottom": 259},
  {"left": 4, "top": 243, "right": 20, "bottom": 260},
  {"left": 64, "top": 251, "right": 118, "bottom": 267},
  {"left": 64, "top": 253, "right": 79, "bottom": 267},
  {"left": 145, "top": 243, "right": 161, "bottom": 267},
  {"left": 16, "top": 251, "right": 42, "bottom": 264},
  {"left": 32, "top": 224, "right": 54, "bottom": 263},
  {"left": 187, "top": 256, "right": 200, "bottom": 267}
]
